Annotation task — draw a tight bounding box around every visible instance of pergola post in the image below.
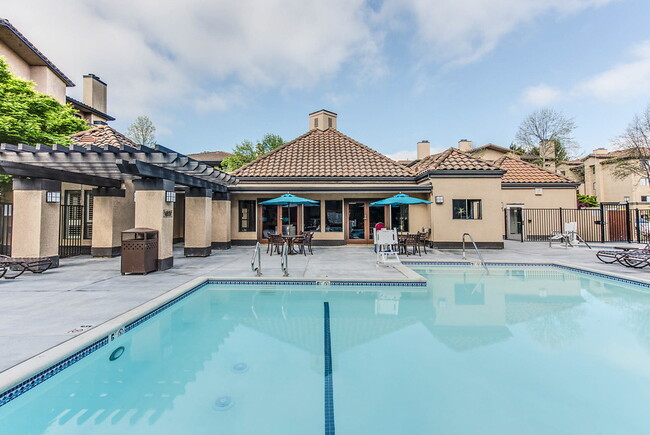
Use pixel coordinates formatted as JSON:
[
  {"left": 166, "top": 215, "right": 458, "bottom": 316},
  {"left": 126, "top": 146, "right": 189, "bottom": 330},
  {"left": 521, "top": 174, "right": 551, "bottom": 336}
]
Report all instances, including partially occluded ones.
[
  {"left": 11, "top": 178, "right": 61, "bottom": 267},
  {"left": 134, "top": 178, "right": 174, "bottom": 271},
  {"left": 211, "top": 191, "right": 231, "bottom": 249},
  {"left": 90, "top": 183, "right": 134, "bottom": 257},
  {"left": 184, "top": 188, "right": 212, "bottom": 257}
]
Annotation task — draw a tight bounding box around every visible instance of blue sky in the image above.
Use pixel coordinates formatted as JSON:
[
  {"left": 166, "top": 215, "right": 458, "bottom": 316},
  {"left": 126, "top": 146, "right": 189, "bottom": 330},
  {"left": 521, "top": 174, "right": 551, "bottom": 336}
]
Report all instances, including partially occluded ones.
[{"left": 5, "top": 0, "right": 650, "bottom": 159}]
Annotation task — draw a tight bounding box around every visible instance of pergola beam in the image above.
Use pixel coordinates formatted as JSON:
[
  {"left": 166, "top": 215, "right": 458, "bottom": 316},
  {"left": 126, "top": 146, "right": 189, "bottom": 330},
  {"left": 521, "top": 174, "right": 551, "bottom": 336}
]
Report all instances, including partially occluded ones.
[{"left": 0, "top": 161, "right": 122, "bottom": 188}]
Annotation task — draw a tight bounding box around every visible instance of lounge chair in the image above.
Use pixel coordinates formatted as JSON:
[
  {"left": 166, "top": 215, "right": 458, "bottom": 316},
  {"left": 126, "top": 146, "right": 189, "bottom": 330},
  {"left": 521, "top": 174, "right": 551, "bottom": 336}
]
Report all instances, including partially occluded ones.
[
  {"left": 549, "top": 222, "right": 591, "bottom": 248},
  {"left": 0, "top": 255, "right": 53, "bottom": 279},
  {"left": 596, "top": 244, "right": 650, "bottom": 264},
  {"left": 375, "top": 229, "right": 400, "bottom": 266}
]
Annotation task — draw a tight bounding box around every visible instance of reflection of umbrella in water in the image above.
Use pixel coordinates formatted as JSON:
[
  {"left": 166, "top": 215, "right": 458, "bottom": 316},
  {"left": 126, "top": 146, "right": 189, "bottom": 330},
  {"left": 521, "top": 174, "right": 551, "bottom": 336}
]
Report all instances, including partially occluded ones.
[
  {"left": 260, "top": 194, "right": 319, "bottom": 234},
  {"left": 370, "top": 193, "right": 432, "bottom": 232}
]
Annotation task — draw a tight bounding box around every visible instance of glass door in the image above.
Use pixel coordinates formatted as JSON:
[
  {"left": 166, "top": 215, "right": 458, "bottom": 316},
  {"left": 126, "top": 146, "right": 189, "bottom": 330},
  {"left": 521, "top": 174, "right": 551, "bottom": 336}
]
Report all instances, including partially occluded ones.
[{"left": 348, "top": 202, "right": 366, "bottom": 241}]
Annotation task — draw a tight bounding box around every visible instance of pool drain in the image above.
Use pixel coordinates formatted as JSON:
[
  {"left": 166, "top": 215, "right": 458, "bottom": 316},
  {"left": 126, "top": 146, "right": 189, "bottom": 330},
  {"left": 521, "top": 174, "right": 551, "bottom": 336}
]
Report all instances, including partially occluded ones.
[
  {"left": 109, "top": 346, "right": 125, "bottom": 361},
  {"left": 232, "top": 362, "right": 249, "bottom": 374},
  {"left": 213, "top": 396, "right": 234, "bottom": 411}
]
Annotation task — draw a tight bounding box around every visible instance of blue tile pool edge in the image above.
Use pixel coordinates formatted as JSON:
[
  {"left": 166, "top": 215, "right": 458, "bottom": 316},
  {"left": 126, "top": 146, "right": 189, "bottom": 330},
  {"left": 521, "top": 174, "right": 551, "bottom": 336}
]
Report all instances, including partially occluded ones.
[
  {"left": 402, "top": 261, "right": 650, "bottom": 289},
  {"left": 0, "top": 277, "right": 423, "bottom": 409}
]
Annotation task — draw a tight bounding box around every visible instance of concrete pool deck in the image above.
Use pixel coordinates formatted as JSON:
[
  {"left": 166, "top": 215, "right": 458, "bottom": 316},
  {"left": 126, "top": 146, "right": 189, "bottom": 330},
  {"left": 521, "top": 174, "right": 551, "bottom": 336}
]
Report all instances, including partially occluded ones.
[{"left": 1, "top": 240, "right": 649, "bottom": 372}]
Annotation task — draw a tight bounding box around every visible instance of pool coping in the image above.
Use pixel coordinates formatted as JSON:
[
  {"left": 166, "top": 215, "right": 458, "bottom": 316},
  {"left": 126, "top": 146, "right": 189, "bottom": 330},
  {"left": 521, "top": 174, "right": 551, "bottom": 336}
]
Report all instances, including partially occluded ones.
[{"left": 2, "top": 261, "right": 649, "bottom": 408}]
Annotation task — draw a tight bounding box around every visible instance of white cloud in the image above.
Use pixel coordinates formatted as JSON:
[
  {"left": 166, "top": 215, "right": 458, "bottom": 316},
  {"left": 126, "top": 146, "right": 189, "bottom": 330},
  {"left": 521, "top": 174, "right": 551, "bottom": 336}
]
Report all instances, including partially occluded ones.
[
  {"left": 578, "top": 40, "right": 650, "bottom": 101},
  {"left": 376, "top": 0, "right": 615, "bottom": 67},
  {"left": 385, "top": 150, "right": 417, "bottom": 161},
  {"left": 521, "top": 84, "right": 563, "bottom": 106}
]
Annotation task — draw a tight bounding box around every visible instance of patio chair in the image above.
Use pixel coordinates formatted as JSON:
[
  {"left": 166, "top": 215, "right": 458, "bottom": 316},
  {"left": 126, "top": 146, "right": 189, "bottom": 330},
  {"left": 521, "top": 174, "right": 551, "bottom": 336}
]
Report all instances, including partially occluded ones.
[
  {"left": 294, "top": 231, "right": 314, "bottom": 255},
  {"left": 417, "top": 232, "right": 429, "bottom": 254},
  {"left": 375, "top": 229, "right": 400, "bottom": 266},
  {"left": 0, "top": 255, "right": 53, "bottom": 279},
  {"left": 596, "top": 244, "right": 650, "bottom": 264},
  {"left": 399, "top": 234, "right": 421, "bottom": 256},
  {"left": 549, "top": 222, "right": 591, "bottom": 248},
  {"left": 267, "top": 234, "right": 284, "bottom": 256}
]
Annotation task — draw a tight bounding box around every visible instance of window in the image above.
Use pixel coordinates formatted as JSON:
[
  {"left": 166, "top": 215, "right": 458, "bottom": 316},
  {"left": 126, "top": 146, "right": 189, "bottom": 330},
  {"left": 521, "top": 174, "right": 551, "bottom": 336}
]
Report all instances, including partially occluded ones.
[
  {"left": 642, "top": 196, "right": 650, "bottom": 202},
  {"left": 592, "top": 182, "right": 596, "bottom": 191},
  {"left": 83, "top": 191, "right": 93, "bottom": 239},
  {"left": 391, "top": 204, "right": 409, "bottom": 232},
  {"left": 641, "top": 178, "right": 650, "bottom": 186},
  {"left": 238, "top": 200, "right": 256, "bottom": 232},
  {"left": 325, "top": 200, "right": 342, "bottom": 232},
  {"left": 452, "top": 199, "right": 482, "bottom": 220},
  {"left": 304, "top": 201, "right": 321, "bottom": 232},
  {"left": 590, "top": 165, "right": 596, "bottom": 175}
]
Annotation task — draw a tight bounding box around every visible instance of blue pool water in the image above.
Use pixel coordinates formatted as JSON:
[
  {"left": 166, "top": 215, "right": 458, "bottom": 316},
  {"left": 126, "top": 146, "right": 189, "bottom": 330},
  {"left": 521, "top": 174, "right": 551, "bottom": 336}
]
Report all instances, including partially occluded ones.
[{"left": 2, "top": 267, "right": 650, "bottom": 434}]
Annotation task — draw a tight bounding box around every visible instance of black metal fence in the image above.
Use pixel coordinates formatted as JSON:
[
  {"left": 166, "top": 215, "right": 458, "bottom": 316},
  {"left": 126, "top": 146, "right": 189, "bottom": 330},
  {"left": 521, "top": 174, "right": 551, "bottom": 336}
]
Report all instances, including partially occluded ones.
[
  {"left": 516, "top": 203, "right": 650, "bottom": 243},
  {"left": 0, "top": 202, "right": 12, "bottom": 255},
  {"left": 59, "top": 204, "right": 84, "bottom": 258}
]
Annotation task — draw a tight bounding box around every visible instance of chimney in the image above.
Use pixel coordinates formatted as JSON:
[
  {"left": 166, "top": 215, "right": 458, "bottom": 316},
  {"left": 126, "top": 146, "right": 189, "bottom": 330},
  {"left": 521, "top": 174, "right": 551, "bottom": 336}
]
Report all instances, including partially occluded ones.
[
  {"left": 458, "top": 139, "right": 473, "bottom": 152},
  {"left": 592, "top": 147, "right": 608, "bottom": 155},
  {"left": 539, "top": 140, "right": 556, "bottom": 160},
  {"left": 83, "top": 74, "right": 107, "bottom": 113},
  {"left": 309, "top": 109, "right": 337, "bottom": 131},
  {"left": 417, "top": 140, "right": 430, "bottom": 160}
]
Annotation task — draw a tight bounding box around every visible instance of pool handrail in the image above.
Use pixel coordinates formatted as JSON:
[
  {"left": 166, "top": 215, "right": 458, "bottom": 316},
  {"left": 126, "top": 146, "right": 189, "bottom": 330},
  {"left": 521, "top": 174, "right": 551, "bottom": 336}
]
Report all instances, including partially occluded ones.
[
  {"left": 251, "top": 242, "right": 262, "bottom": 276},
  {"left": 281, "top": 241, "right": 289, "bottom": 277},
  {"left": 462, "top": 232, "right": 488, "bottom": 272}
]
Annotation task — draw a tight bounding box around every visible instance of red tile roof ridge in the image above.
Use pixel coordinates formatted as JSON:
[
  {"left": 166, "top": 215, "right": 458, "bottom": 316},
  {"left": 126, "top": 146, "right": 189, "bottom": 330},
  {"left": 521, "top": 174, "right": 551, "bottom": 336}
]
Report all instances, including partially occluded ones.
[
  {"left": 410, "top": 147, "right": 500, "bottom": 175},
  {"left": 494, "top": 155, "right": 575, "bottom": 183}
]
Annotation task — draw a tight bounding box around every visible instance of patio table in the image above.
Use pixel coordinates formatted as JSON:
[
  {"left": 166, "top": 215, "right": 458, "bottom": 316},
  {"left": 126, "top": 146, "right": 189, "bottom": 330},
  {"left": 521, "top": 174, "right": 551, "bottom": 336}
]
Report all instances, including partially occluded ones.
[{"left": 281, "top": 234, "right": 303, "bottom": 255}]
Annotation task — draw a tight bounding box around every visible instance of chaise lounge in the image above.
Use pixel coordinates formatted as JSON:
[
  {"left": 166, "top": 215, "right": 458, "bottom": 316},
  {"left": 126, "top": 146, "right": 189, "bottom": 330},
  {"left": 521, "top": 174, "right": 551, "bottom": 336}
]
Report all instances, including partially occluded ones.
[{"left": 0, "top": 255, "right": 53, "bottom": 279}]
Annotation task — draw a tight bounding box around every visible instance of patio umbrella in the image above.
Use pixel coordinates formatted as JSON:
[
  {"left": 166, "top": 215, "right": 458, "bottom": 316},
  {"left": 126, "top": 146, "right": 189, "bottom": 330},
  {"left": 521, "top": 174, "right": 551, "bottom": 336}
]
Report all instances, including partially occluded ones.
[
  {"left": 260, "top": 194, "right": 318, "bottom": 235},
  {"left": 370, "top": 193, "right": 432, "bottom": 232},
  {"left": 259, "top": 193, "right": 319, "bottom": 205},
  {"left": 370, "top": 193, "right": 432, "bottom": 206}
]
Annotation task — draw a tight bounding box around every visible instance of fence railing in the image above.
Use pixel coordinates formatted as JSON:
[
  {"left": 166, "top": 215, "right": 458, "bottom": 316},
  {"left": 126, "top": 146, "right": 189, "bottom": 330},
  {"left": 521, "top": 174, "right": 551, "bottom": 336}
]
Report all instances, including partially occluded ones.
[{"left": 514, "top": 203, "right": 650, "bottom": 243}]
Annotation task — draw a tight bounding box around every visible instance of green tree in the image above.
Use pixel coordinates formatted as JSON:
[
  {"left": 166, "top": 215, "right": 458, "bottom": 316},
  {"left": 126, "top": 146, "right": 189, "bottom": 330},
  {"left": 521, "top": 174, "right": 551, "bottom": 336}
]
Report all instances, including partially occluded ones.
[
  {"left": 0, "top": 57, "right": 87, "bottom": 146},
  {"left": 126, "top": 115, "right": 156, "bottom": 147},
  {"left": 514, "top": 108, "right": 578, "bottom": 166},
  {"left": 222, "top": 133, "right": 284, "bottom": 172}
]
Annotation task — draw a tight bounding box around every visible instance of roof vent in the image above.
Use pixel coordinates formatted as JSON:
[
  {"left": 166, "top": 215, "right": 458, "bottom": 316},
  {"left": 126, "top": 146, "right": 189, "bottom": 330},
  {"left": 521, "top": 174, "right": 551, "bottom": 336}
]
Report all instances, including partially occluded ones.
[{"left": 309, "top": 109, "right": 337, "bottom": 131}]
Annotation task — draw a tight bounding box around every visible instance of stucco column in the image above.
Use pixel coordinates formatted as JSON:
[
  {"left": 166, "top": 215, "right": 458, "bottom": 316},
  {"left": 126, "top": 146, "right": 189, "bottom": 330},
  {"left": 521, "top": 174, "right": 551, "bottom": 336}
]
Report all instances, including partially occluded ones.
[
  {"left": 90, "top": 185, "right": 134, "bottom": 257},
  {"left": 12, "top": 178, "right": 61, "bottom": 267},
  {"left": 212, "top": 192, "right": 231, "bottom": 249},
  {"left": 134, "top": 178, "right": 174, "bottom": 271},
  {"left": 184, "top": 188, "right": 212, "bottom": 257}
]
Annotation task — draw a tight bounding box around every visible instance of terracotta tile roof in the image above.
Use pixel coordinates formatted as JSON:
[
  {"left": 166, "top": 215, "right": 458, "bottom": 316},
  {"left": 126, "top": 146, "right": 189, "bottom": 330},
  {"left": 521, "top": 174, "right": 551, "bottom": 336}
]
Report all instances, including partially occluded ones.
[
  {"left": 232, "top": 128, "right": 415, "bottom": 178},
  {"left": 187, "top": 151, "right": 233, "bottom": 162},
  {"left": 0, "top": 19, "right": 74, "bottom": 86},
  {"left": 410, "top": 148, "right": 500, "bottom": 175},
  {"left": 469, "top": 143, "right": 537, "bottom": 160},
  {"left": 494, "top": 155, "right": 575, "bottom": 184},
  {"left": 70, "top": 125, "right": 138, "bottom": 149}
]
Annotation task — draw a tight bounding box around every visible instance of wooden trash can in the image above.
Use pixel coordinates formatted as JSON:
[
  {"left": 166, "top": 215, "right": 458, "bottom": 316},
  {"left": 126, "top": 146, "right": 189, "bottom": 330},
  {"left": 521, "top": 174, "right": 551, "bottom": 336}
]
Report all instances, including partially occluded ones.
[{"left": 121, "top": 228, "right": 158, "bottom": 275}]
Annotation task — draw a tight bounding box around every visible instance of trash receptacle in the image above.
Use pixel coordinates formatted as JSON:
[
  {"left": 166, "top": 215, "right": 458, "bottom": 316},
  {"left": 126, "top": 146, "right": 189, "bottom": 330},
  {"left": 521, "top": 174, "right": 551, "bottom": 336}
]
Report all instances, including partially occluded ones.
[{"left": 121, "top": 228, "right": 158, "bottom": 275}]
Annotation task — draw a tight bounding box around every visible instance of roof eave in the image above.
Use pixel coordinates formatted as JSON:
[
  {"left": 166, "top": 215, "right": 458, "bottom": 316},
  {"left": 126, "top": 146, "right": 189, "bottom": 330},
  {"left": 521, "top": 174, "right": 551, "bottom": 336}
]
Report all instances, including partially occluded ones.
[
  {"left": 502, "top": 182, "right": 580, "bottom": 188},
  {"left": 66, "top": 97, "right": 116, "bottom": 121},
  {"left": 236, "top": 176, "right": 418, "bottom": 184},
  {"left": 415, "top": 169, "right": 506, "bottom": 182}
]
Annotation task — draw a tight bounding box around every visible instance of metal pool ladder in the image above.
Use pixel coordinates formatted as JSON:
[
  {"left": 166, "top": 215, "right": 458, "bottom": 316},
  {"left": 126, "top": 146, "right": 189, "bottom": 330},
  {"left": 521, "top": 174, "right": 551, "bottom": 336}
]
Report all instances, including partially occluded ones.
[
  {"left": 251, "top": 242, "right": 262, "bottom": 276},
  {"left": 462, "top": 233, "right": 488, "bottom": 272},
  {"left": 281, "top": 241, "right": 289, "bottom": 277}
]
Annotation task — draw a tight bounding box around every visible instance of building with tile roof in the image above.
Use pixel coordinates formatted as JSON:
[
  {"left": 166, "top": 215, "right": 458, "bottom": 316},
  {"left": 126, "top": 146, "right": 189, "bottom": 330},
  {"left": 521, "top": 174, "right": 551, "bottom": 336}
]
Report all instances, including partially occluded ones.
[{"left": 187, "top": 151, "right": 233, "bottom": 169}]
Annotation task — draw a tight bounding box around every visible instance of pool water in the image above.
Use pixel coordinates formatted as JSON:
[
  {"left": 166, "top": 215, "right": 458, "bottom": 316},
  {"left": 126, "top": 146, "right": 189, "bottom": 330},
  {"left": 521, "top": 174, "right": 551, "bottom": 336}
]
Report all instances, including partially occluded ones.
[{"left": 2, "top": 267, "right": 650, "bottom": 434}]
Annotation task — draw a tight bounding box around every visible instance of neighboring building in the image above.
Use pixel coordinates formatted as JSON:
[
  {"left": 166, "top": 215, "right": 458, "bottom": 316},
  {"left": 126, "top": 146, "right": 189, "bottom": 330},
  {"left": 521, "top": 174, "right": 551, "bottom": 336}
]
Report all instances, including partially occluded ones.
[
  {"left": 187, "top": 151, "right": 233, "bottom": 169},
  {"left": 581, "top": 148, "right": 650, "bottom": 203},
  {"left": 0, "top": 19, "right": 114, "bottom": 125},
  {"left": 0, "top": 18, "right": 73, "bottom": 103}
]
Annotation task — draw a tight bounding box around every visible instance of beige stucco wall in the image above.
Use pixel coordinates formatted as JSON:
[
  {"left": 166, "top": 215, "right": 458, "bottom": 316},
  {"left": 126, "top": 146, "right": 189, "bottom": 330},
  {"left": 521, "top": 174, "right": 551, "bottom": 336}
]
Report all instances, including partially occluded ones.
[
  {"left": 90, "top": 181, "right": 136, "bottom": 250},
  {"left": 212, "top": 200, "right": 231, "bottom": 244},
  {"left": 428, "top": 177, "right": 503, "bottom": 244},
  {"left": 502, "top": 187, "right": 576, "bottom": 209},
  {"left": 135, "top": 191, "right": 174, "bottom": 260},
  {"left": 184, "top": 196, "right": 212, "bottom": 248},
  {"left": 583, "top": 155, "right": 650, "bottom": 202},
  {"left": 0, "top": 46, "right": 66, "bottom": 103},
  {"left": 230, "top": 187, "right": 431, "bottom": 243},
  {"left": 12, "top": 190, "right": 59, "bottom": 258}
]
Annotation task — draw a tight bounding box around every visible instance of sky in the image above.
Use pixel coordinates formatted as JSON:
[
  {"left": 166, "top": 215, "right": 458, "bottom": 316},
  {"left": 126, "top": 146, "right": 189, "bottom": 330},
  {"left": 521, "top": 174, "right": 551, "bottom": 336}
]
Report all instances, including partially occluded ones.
[{"left": 4, "top": 0, "right": 650, "bottom": 160}]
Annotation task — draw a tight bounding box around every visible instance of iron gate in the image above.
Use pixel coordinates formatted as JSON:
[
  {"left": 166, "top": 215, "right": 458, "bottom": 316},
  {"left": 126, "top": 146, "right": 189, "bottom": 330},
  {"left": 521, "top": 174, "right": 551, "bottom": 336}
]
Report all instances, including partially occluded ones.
[
  {"left": 59, "top": 204, "right": 84, "bottom": 258},
  {"left": 0, "top": 202, "right": 12, "bottom": 255}
]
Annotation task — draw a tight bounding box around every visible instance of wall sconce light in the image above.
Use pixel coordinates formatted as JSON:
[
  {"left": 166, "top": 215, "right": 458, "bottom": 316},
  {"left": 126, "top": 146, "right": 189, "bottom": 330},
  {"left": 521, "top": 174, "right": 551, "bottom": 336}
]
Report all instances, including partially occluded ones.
[
  {"left": 435, "top": 196, "right": 444, "bottom": 204},
  {"left": 165, "top": 191, "right": 176, "bottom": 203},
  {"left": 46, "top": 191, "right": 61, "bottom": 203},
  {"left": 624, "top": 196, "right": 630, "bottom": 202}
]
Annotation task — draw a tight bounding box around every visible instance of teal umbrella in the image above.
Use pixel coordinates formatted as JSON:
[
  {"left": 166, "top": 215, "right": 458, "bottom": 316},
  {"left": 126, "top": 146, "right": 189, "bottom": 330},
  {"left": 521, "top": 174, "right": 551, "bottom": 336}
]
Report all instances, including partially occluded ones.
[
  {"left": 260, "top": 193, "right": 319, "bottom": 205},
  {"left": 370, "top": 193, "right": 432, "bottom": 206}
]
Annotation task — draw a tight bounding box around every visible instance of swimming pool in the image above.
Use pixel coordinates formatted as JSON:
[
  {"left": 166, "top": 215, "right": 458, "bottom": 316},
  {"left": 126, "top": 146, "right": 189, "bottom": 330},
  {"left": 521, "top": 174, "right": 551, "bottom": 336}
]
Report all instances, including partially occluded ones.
[{"left": 1, "top": 265, "right": 650, "bottom": 434}]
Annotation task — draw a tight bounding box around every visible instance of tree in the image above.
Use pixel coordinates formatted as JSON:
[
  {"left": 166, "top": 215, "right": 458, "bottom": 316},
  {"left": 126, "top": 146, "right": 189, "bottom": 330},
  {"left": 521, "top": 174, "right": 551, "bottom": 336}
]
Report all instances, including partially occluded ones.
[
  {"left": 514, "top": 108, "right": 578, "bottom": 166},
  {"left": 221, "top": 133, "right": 284, "bottom": 172},
  {"left": 0, "top": 57, "right": 87, "bottom": 146},
  {"left": 609, "top": 105, "right": 650, "bottom": 181},
  {"left": 127, "top": 115, "right": 156, "bottom": 147}
]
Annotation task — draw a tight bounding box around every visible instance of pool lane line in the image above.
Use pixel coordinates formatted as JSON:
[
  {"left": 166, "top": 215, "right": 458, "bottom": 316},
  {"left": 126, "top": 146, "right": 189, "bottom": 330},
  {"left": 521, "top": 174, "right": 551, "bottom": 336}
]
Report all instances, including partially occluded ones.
[{"left": 324, "top": 302, "right": 335, "bottom": 435}]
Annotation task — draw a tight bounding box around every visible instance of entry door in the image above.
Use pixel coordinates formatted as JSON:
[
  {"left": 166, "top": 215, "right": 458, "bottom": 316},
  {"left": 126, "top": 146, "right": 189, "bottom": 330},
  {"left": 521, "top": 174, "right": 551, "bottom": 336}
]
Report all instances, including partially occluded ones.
[
  {"left": 347, "top": 201, "right": 387, "bottom": 243},
  {"left": 506, "top": 207, "right": 523, "bottom": 240}
]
